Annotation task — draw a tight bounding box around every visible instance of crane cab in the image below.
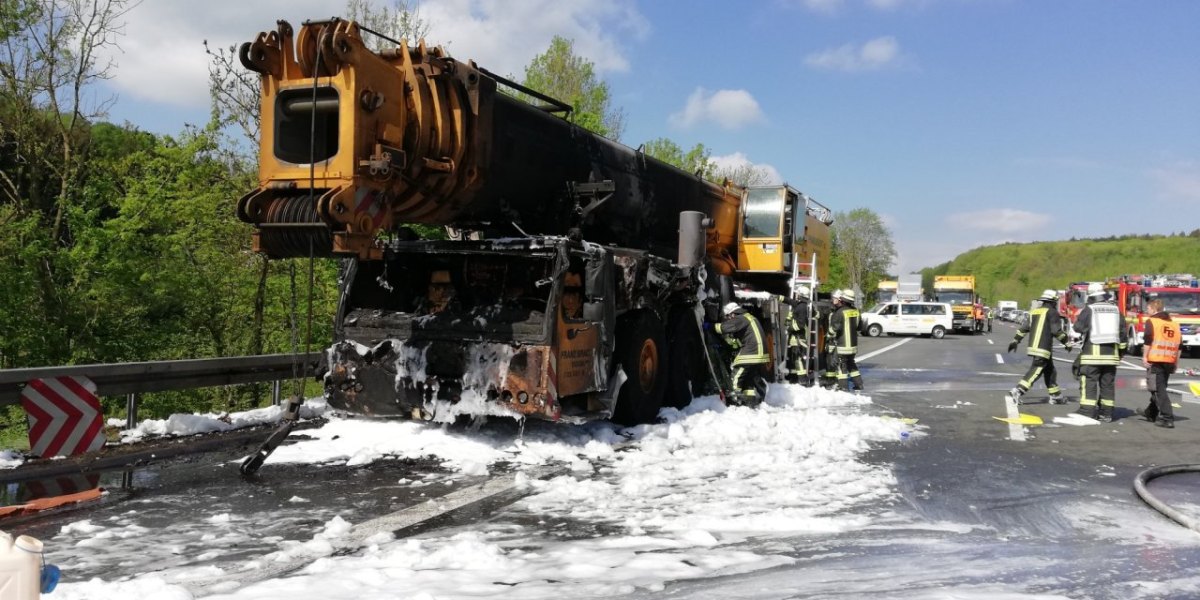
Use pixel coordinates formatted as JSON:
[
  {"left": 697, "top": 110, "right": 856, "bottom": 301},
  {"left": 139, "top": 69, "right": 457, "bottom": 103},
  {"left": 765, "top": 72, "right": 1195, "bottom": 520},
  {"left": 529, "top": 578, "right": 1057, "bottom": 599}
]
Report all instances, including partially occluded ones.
[{"left": 736, "top": 185, "right": 832, "bottom": 281}]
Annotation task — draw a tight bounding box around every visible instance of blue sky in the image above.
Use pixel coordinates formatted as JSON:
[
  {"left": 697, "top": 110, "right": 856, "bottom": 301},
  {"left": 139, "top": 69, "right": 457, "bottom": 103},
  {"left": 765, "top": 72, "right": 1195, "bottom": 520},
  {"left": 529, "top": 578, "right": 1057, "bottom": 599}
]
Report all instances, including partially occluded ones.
[{"left": 99, "top": 0, "right": 1200, "bottom": 274}]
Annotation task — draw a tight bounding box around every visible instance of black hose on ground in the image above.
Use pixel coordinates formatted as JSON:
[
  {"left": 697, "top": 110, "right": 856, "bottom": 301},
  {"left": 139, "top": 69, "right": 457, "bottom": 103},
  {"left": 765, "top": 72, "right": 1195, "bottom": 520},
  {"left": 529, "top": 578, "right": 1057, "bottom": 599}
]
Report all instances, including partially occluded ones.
[{"left": 1133, "top": 464, "right": 1200, "bottom": 534}]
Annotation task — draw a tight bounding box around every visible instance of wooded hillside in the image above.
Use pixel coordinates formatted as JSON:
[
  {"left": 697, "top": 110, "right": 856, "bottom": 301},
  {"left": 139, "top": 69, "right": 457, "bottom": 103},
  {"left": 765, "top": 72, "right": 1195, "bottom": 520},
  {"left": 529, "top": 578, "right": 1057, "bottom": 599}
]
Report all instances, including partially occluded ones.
[{"left": 920, "top": 233, "right": 1200, "bottom": 304}]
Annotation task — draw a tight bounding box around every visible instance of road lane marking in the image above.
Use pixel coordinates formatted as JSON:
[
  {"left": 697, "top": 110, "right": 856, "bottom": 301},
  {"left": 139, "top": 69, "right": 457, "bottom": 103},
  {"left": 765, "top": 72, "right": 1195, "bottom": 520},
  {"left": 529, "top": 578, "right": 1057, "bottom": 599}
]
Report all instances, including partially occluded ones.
[
  {"left": 987, "top": 339, "right": 994, "bottom": 345},
  {"left": 1004, "top": 394, "right": 1027, "bottom": 442},
  {"left": 858, "top": 337, "right": 912, "bottom": 361},
  {"left": 995, "top": 354, "right": 1004, "bottom": 364}
]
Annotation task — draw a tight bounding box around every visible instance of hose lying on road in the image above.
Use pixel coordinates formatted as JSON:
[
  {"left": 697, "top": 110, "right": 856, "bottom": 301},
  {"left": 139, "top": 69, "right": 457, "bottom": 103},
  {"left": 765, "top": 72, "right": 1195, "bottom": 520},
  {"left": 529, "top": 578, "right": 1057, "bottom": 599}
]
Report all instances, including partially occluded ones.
[{"left": 1134, "top": 464, "right": 1200, "bottom": 534}]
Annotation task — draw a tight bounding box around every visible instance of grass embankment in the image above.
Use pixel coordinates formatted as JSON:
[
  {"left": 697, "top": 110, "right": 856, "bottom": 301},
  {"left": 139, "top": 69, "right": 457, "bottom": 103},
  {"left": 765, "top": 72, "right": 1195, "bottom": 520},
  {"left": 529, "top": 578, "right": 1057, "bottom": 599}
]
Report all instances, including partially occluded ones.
[{"left": 921, "top": 235, "right": 1200, "bottom": 303}]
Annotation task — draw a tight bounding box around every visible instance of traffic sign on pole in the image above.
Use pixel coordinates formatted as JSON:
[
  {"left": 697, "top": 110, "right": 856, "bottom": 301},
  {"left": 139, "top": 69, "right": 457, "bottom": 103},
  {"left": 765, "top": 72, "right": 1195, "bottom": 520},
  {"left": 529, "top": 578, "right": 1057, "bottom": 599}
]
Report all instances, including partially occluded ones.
[{"left": 19, "top": 376, "right": 105, "bottom": 458}]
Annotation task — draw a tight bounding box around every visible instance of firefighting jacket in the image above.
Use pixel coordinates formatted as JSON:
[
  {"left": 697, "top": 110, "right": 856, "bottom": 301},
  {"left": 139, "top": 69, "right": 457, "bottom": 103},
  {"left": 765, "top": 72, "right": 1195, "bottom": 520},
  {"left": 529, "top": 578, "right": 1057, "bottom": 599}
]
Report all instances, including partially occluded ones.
[
  {"left": 1074, "top": 301, "right": 1128, "bottom": 366},
  {"left": 715, "top": 310, "right": 769, "bottom": 365},
  {"left": 1013, "top": 303, "right": 1068, "bottom": 359},
  {"left": 829, "top": 304, "right": 860, "bottom": 355},
  {"left": 788, "top": 299, "right": 810, "bottom": 347}
]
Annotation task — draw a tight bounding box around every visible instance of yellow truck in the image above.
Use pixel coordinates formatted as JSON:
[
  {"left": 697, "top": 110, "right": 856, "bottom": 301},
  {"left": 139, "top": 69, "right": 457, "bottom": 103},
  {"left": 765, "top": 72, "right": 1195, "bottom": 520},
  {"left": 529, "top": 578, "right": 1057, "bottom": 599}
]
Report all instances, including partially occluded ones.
[
  {"left": 932, "top": 275, "right": 977, "bottom": 333},
  {"left": 874, "top": 280, "right": 898, "bottom": 305}
]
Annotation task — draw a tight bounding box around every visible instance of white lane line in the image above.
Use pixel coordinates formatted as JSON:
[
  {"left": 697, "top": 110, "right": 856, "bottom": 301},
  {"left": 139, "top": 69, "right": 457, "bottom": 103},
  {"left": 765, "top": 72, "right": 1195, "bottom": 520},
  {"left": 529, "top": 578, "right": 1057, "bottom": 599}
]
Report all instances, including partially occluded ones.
[
  {"left": 987, "top": 339, "right": 994, "bottom": 345},
  {"left": 1004, "top": 395, "right": 1026, "bottom": 442},
  {"left": 995, "top": 353, "right": 1004, "bottom": 364},
  {"left": 858, "top": 337, "right": 913, "bottom": 361}
]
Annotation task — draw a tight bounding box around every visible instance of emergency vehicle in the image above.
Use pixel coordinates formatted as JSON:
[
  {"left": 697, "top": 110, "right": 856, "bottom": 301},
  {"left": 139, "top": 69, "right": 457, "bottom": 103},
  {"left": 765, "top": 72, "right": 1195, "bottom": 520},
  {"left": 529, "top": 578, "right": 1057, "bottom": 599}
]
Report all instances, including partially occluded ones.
[
  {"left": 1057, "top": 282, "right": 1094, "bottom": 339},
  {"left": 1116, "top": 274, "right": 1200, "bottom": 356},
  {"left": 1103, "top": 276, "right": 1147, "bottom": 354}
]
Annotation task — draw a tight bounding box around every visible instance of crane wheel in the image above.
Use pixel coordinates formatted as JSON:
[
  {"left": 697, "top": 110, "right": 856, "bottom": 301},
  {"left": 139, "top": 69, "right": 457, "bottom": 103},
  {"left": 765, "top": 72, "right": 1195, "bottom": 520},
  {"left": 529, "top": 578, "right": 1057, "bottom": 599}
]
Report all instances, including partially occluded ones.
[{"left": 612, "top": 311, "right": 667, "bottom": 425}]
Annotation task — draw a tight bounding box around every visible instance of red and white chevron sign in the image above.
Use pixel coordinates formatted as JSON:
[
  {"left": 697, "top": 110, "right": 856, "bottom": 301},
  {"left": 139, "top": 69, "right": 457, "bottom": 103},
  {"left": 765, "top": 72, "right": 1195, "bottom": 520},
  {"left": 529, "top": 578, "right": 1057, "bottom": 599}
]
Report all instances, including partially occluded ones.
[{"left": 19, "top": 376, "right": 106, "bottom": 458}]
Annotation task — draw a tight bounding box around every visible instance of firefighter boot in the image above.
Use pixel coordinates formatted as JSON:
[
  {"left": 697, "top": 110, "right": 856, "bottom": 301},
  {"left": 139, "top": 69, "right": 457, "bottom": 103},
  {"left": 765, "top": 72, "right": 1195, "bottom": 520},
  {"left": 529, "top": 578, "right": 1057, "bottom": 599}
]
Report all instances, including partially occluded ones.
[
  {"left": 1096, "top": 407, "right": 1113, "bottom": 424},
  {"left": 1007, "top": 386, "right": 1025, "bottom": 405},
  {"left": 1049, "top": 392, "right": 1066, "bottom": 405},
  {"left": 1137, "top": 405, "right": 1158, "bottom": 422}
]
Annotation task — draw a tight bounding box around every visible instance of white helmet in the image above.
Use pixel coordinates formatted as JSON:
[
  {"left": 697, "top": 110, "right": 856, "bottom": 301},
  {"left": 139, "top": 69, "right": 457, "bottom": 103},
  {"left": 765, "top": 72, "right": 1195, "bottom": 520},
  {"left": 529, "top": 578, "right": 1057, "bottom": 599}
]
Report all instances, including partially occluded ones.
[
  {"left": 795, "top": 286, "right": 811, "bottom": 299},
  {"left": 840, "top": 289, "right": 856, "bottom": 304},
  {"left": 1038, "top": 289, "right": 1057, "bottom": 302},
  {"left": 831, "top": 289, "right": 843, "bottom": 302},
  {"left": 1087, "top": 282, "right": 1106, "bottom": 298},
  {"left": 722, "top": 302, "right": 741, "bottom": 317}
]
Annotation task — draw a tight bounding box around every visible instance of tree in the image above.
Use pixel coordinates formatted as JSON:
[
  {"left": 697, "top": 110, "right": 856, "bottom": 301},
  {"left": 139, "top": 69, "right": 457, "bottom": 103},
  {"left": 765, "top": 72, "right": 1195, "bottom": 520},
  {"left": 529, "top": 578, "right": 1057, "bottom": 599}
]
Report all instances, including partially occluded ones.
[
  {"left": 831, "top": 208, "right": 895, "bottom": 305},
  {"left": 641, "top": 137, "right": 711, "bottom": 177},
  {"left": 521, "top": 36, "right": 625, "bottom": 140},
  {"left": 0, "top": 0, "right": 136, "bottom": 365},
  {"left": 345, "top": 0, "right": 430, "bottom": 50},
  {"left": 710, "top": 162, "right": 773, "bottom": 188}
]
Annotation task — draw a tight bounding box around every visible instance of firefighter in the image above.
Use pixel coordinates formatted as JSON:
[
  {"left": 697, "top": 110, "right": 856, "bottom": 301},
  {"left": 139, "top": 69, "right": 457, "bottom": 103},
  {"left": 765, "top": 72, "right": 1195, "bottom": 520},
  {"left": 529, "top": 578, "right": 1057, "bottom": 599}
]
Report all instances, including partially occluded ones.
[
  {"left": 817, "top": 299, "right": 838, "bottom": 388},
  {"left": 1006, "top": 289, "right": 1071, "bottom": 405},
  {"left": 786, "top": 287, "right": 812, "bottom": 385},
  {"left": 713, "top": 301, "right": 769, "bottom": 406},
  {"left": 828, "top": 289, "right": 864, "bottom": 392},
  {"left": 1071, "top": 282, "right": 1127, "bottom": 422},
  {"left": 1139, "top": 299, "right": 1182, "bottom": 428}
]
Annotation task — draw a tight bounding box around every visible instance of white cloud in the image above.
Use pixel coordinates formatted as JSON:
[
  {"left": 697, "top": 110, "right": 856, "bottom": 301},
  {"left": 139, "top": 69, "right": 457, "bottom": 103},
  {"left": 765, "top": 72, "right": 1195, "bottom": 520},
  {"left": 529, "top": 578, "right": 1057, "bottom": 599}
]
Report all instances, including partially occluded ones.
[
  {"left": 804, "top": 36, "right": 902, "bottom": 72},
  {"left": 97, "top": 0, "right": 647, "bottom": 109},
  {"left": 1147, "top": 161, "right": 1200, "bottom": 203},
  {"left": 945, "top": 209, "right": 1052, "bottom": 233},
  {"left": 709, "top": 152, "right": 783, "bottom": 185},
  {"left": 799, "top": 0, "right": 845, "bottom": 14},
  {"left": 867, "top": 0, "right": 932, "bottom": 10},
  {"left": 419, "top": 0, "right": 648, "bottom": 77},
  {"left": 792, "top": 0, "right": 931, "bottom": 14},
  {"left": 669, "top": 88, "right": 765, "bottom": 130}
]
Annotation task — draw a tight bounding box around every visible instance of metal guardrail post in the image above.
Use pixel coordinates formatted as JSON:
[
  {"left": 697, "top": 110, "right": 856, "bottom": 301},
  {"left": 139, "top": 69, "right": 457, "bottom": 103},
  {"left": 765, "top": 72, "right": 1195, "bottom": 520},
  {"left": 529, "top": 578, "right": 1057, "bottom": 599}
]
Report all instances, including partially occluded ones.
[
  {"left": 126, "top": 392, "right": 139, "bottom": 429},
  {"left": 272, "top": 380, "right": 282, "bottom": 406}
]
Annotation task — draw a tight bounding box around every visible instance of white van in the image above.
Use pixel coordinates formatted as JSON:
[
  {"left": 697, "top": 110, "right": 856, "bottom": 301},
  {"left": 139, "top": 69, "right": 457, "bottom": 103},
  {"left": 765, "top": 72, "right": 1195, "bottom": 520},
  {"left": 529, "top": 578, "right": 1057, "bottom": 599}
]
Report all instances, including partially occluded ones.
[{"left": 861, "top": 301, "right": 953, "bottom": 339}]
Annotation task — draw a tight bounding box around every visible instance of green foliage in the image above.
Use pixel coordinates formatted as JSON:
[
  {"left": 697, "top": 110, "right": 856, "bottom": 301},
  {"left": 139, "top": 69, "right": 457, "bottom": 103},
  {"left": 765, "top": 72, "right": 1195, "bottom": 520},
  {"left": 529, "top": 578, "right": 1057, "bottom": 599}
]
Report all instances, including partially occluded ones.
[
  {"left": 920, "top": 235, "right": 1200, "bottom": 304},
  {"left": 830, "top": 208, "right": 896, "bottom": 302},
  {"left": 520, "top": 36, "right": 625, "bottom": 140},
  {"left": 1, "top": 121, "right": 340, "bottom": 431},
  {"left": 641, "top": 137, "right": 711, "bottom": 177}
]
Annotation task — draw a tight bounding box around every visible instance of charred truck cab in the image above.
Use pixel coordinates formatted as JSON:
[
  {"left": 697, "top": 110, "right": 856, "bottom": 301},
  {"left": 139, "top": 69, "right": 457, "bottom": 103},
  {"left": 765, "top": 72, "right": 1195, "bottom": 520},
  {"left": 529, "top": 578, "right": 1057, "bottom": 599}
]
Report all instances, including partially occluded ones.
[
  {"left": 325, "top": 235, "right": 698, "bottom": 424},
  {"left": 237, "top": 18, "right": 833, "bottom": 434}
]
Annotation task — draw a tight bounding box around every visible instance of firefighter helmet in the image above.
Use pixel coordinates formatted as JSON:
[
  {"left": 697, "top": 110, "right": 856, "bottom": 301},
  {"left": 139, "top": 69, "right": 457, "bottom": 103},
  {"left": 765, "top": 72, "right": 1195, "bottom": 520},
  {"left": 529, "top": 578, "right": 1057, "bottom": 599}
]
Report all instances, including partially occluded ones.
[
  {"left": 723, "top": 302, "right": 741, "bottom": 317},
  {"left": 1038, "top": 289, "right": 1057, "bottom": 302},
  {"left": 840, "top": 289, "right": 856, "bottom": 304},
  {"left": 795, "top": 286, "right": 811, "bottom": 299},
  {"left": 1087, "top": 282, "right": 1106, "bottom": 298}
]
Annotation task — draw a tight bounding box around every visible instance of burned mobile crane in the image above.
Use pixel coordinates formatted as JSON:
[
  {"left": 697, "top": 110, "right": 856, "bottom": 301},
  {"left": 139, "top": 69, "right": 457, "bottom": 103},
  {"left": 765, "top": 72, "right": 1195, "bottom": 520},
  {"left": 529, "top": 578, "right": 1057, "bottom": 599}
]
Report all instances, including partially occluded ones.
[{"left": 235, "top": 18, "right": 832, "bottom": 444}]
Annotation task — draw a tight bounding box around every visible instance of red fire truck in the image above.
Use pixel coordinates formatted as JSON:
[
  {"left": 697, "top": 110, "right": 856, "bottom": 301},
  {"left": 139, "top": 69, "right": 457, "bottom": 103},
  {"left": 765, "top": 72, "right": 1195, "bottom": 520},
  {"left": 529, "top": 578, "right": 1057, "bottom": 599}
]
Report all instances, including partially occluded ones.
[
  {"left": 1105, "top": 274, "right": 1200, "bottom": 356},
  {"left": 1103, "top": 276, "right": 1147, "bottom": 354},
  {"left": 1057, "top": 282, "right": 1093, "bottom": 339}
]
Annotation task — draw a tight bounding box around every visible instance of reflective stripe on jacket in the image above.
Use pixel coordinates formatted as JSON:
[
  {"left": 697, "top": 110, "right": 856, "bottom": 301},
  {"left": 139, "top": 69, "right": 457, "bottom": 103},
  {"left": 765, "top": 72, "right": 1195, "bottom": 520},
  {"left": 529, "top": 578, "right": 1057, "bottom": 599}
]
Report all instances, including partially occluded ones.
[
  {"left": 716, "top": 311, "right": 769, "bottom": 365},
  {"left": 1074, "top": 302, "right": 1128, "bottom": 366},
  {"left": 1014, "top": 305, "right": 1066, "bottom": 358},
  {"left": 1146, "top": 316, "right": 1182, "bottom": 364},
  {"left": 830, "top": 306, "right": 859, "bottom": 355}
]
